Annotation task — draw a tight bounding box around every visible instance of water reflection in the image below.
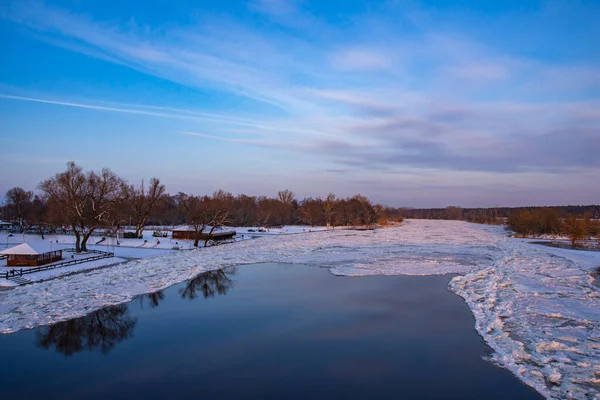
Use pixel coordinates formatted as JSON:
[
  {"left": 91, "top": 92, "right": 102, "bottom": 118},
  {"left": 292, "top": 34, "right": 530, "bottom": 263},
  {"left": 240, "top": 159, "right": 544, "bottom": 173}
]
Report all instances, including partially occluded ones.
[
  {"left": 36, "top": 305, "right": 137, "bottom": 356},
  {"left": 138, "top": 290, "right": 165, "bottom": 309},
  {"left": 180, "top": 267, "right": 237, "bottom": 300},
  {"left": 35, "top": 267, "right": 237, "bottom": 356}
]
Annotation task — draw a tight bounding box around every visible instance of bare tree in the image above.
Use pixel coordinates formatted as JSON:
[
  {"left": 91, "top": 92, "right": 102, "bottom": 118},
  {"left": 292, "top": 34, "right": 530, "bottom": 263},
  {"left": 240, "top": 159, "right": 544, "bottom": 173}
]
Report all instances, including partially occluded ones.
[
  {"left": 324, "top": 193, "right": 337, "bottom": 228},
  {"left": 181, "top": 195, "right": 231, "bottom": 247},
  {"left": 26, "top": 195, "right": 48, "bottom": 238},
  {"left": 213, "top": 189, "right": 234, "bottom": 204},
  {"left": 564, "top": 214, "right": 589, "bottom": 247},
  {"left": 40, "top": 162, "right": 87, "bottom": 251},
  {"left": 205, "top": 201, "right": 230, "bottom": 247},
  {"left": 81, "top": 167, "right": 124, "bottom": 251},
  {"left": 5, "top": 187, "right": 33, "bottom": 228},
  {"left": 277, "top": 189, "right": 295, "bottom": 205},
  {"left": 232, "top": 194, "right": 256, "bottom": 226},
  {"left": 275, "top": 190, "right": 296, "bottom": 225},
  {"left": 181, "top": 194, "right": 211, "bottom": 247},
  {"left": 255, "top": 196, "right": 274, "bottom": 227},
  {"left": 40, "top": 162, "right": 124, "bottom": 252},
  {"left": 123, "top": 177, "right": 165, "bottom": 237},
  {"left": 374, "top": 204, "right": 388, "bottom": 225},
  {"left": 300, "top": 197, "right": 325, "bottom": 226},
  {"left": 103, "top": 198, "right": 128, "bottom": 246},
  {"left": 342, "top": 195, "right": 376, "bottom": 226}
]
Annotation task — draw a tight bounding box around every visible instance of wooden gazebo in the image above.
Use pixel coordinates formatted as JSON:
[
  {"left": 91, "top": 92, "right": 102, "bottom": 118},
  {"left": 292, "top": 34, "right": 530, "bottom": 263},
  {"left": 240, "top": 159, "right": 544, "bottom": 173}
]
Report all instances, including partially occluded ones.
[{"left": 1, "top": 242, "right": 63, "bottom": 267}]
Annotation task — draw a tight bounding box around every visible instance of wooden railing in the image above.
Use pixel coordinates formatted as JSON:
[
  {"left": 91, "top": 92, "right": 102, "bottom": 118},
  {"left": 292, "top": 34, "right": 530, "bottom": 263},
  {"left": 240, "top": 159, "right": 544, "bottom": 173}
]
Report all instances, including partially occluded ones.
[{"left": 4, "top": 248, "right": 114, "bottom": 279}]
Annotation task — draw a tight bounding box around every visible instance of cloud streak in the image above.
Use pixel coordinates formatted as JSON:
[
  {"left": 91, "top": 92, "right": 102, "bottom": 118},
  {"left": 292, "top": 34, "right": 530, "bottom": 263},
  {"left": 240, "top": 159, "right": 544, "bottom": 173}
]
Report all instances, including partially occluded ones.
[{"left": 0, "top": 94, "right": 331, "bottom": 138}]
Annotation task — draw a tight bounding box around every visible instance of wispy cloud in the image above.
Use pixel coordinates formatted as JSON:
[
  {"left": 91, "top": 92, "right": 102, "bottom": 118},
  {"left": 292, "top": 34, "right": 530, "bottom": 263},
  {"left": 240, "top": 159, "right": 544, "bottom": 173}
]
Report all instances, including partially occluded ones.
[
  {"left": 1, "top": 0, "right": 599, "bottom": 205},
  {"left": 0, "top": 94, "right": 331, "bottom": 138},
  {"left": 180, "top": 131, "right": 270, "bottom": 146},
  {"left": 330, "top": 48, "right": 393, "bottom": 71}
]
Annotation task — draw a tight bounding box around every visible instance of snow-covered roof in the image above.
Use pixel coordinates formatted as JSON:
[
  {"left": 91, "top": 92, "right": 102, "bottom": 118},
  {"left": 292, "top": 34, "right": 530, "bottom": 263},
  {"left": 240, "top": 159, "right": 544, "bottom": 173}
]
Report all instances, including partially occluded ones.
[
  {"left": 0, "top": 242, "right": 61, "bottom": 255},
  {"left": 0, "top": 221, "right": 11, "bottom": 225}
]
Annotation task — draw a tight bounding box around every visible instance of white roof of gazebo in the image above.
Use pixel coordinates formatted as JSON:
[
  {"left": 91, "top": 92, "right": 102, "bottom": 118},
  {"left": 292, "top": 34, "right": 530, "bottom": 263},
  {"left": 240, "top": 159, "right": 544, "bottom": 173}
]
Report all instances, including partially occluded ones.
[{"left": 0, "top": 242, "right": 60, "bottom": 255}]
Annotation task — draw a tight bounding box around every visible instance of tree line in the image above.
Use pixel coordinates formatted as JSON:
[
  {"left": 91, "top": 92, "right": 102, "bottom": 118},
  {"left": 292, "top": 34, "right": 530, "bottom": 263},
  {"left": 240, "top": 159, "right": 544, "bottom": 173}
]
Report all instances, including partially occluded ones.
[
  {"left": 401, "top": 206, "right": 599, "bottom": 246},
  {"left": 2, "top": 162, "right": 399, "bottom": 251},
  {"left": 506, "top": 208, "right": 599, "bottom": 246},
  {"left": 399, "top": 205, "right": 600, "bottom": 223}
]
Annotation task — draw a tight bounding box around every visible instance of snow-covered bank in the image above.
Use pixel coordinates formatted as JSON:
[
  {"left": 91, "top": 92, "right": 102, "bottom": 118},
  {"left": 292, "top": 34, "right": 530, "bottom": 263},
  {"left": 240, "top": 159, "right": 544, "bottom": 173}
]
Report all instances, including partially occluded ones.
[
  {"left": 0, "top": 225, "right": 326, "bottom": 255},
  {"left": 450, "top": 239, "right": 600, "bottom": 400},
  {"left": 0, "top": 220, "right": 598, "bottom": 399}
]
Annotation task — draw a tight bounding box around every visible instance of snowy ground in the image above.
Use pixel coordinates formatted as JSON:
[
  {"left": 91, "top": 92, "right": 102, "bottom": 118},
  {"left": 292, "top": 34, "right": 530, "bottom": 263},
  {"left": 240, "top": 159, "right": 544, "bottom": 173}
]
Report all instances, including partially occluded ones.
[
  {"left": 0, "top": 225, "right": 323, "bottom": 287},
  {"left": 0, "top": 256, "right": 128, "bottom": 288},
  {"left": 234, "top": 225, "right": 328, "bottom": 236},
  {"left": 0, "top": 236, "right": 169, "bottom": 287},
  {"left": 2, "top": 231, "right": 207, "bottom": 253},
  {"left": 0, "top": 225, "right": 323, "bottom": 254},
  {"left": 0, "top": 220, "right": 598, "bottom": 399}
]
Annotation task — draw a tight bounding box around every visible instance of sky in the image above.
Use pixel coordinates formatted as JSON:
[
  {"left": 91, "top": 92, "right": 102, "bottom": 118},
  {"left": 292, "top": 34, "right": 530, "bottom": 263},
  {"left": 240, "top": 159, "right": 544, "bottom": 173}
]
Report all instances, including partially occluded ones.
[{"left": 0, "top": 0, "right": 599, "bottom": 208}]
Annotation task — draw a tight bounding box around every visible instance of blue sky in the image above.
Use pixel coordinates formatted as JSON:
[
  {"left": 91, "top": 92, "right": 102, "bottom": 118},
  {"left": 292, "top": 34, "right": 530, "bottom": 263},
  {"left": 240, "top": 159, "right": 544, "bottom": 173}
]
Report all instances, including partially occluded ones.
[{"left": 0, "top": 0, "right": 599, "bottom": 207}]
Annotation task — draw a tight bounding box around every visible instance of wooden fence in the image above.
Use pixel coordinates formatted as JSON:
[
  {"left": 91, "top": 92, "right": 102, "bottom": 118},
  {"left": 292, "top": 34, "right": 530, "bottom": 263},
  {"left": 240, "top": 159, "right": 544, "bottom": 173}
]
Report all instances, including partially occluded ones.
[{"left": 4, "top": 248, "right": 114, "bottom": 280}]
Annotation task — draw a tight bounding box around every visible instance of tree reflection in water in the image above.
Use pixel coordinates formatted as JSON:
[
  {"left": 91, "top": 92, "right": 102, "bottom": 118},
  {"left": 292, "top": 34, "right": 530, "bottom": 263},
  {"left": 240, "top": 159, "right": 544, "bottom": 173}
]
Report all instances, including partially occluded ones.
[
  {"left": 180, "top": 267, "right": 237, "bottom": 300},
  {"left": 138, "top": 290, "right": 165, "bottom": 309},
  {"left": 36, "top": 304, "right": 137, "bottom": 357},
  {"left": 35, "top": 267, "right": 236, "bottom": 356}
]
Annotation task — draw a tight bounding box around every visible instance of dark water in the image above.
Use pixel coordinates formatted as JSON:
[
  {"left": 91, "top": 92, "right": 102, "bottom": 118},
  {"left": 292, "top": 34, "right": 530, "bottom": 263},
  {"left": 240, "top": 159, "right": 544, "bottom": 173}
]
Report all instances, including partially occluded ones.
[{"left": 0, "top": 263, "right": 541, "bottom": 399}]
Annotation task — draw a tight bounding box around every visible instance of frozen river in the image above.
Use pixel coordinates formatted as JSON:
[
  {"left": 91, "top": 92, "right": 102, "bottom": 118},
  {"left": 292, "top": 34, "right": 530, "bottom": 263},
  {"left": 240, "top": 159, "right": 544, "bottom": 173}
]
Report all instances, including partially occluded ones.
[
  {"left": 0, "top": 264, "right": 540, "bottom": 399},
  {"left": 0, "top": 219, "right": 598, "bottom": 399}
]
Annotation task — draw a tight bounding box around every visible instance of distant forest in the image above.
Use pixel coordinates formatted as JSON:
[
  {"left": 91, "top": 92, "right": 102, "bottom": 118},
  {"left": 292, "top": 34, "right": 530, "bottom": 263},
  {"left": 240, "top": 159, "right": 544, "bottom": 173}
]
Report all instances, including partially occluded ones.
[
  {"left": 399, "top": 206, "right": 600, "bottom": 245},
  {"left": 399, "top": 205, "right": 600, "bottom": 223}
]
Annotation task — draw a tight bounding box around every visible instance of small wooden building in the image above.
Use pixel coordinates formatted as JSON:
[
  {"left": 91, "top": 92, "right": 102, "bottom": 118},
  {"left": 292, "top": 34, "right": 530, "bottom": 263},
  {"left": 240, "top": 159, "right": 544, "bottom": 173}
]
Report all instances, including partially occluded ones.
[
  {"left": 1, "top": 242, "right": 63, "bottom": 267},
  {"left": 172, "top": 229, "right": 236, "bottom": 242}
]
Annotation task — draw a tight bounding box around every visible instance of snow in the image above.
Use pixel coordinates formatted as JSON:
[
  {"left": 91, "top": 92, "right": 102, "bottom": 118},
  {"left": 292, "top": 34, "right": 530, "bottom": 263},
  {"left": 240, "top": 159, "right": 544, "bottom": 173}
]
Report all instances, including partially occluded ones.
[
  {"left": 0, "top": 225, "right": 314, "bottom": 255},
  {"left": 2, "top": 257, "right": 127, "bottom": 285},
  {"left": 450, "top": 236, "right": 600, "bottom": 400},
  {"left": 0, "top": 232, "right": 197, "bottom": 252},
  {"left": 0, "top": 219, "right": 599, "bottom": 399},
  {"left": 234, "top": 225, "right": 328, "bottom": 235},
  {"left": 0, "top": 225, "right": 324, "bottom": 262},
  {"left": 0, "top": 241, "right": 60, "bottom": 255}
]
